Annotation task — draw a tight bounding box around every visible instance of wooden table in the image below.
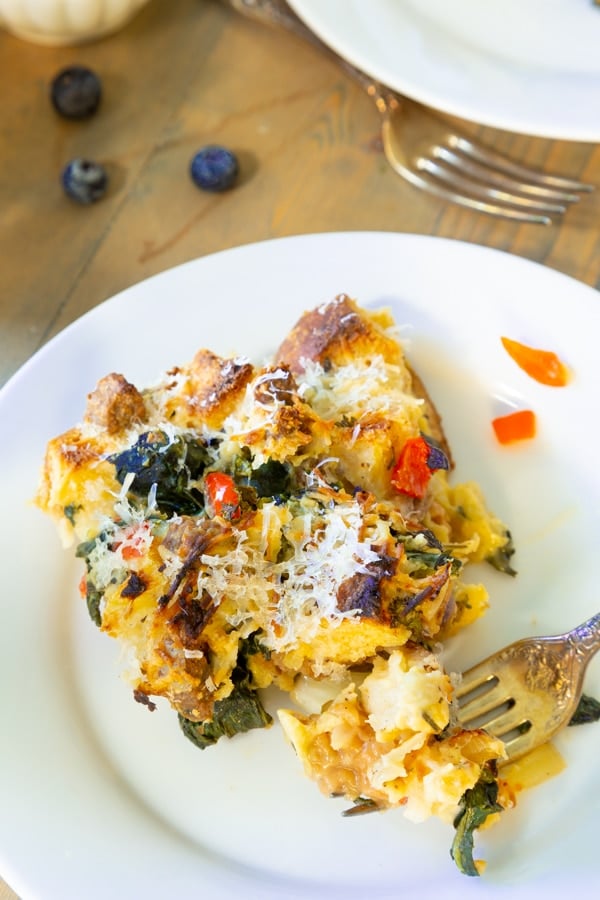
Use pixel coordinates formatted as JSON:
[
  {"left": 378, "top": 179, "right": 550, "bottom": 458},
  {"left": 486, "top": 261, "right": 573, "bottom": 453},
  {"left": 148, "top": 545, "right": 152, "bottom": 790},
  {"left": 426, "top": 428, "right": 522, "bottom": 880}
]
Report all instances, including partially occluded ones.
[{"left": 1, "top": 0, "right": 599, "bottom": 895}]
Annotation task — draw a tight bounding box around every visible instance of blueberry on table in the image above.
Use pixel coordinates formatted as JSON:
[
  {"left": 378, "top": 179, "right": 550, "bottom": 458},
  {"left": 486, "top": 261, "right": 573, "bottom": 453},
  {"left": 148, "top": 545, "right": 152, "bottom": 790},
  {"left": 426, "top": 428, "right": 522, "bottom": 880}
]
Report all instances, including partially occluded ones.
[
  {"left": 190, "top": 145, "right": 239, "bottom": 192},
  {"left": 61, "top": 159, "right": 108, "bottom": 204},
  {"left": 50, "top": 65, "right": 102, "bottom": 119}
]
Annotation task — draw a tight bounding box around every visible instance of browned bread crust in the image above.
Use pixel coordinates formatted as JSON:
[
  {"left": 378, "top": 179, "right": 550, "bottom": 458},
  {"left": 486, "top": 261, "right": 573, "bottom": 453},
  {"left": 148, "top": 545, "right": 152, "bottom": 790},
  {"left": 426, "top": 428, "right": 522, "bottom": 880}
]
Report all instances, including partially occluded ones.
[
  {"left": 275, "top": 293, "right": 403, "bottom": 372},
  {"left": 277, "top": 293, "right": 453, "bottom": 466}
]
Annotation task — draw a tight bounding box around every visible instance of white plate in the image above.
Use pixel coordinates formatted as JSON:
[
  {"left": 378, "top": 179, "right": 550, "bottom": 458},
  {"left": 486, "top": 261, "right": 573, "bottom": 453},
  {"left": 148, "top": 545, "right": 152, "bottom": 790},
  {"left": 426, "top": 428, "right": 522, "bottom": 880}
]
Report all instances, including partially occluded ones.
[
  {"left": 288, "top": 0, "right": 600, "bottom": 141},
  {"left": 1, "top": 233, "right": 599, "bottom": 900}
]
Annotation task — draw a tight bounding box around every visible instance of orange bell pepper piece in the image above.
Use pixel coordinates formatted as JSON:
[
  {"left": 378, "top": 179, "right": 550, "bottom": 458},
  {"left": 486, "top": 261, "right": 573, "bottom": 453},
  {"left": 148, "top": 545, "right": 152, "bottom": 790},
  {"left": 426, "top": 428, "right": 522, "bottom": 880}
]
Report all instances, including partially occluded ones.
[
  {"left": 492, "top": 409, "right": 536, "bottom": 445},
  {"left": 501, "top": 337, "right": 569, "bottom": 387}
]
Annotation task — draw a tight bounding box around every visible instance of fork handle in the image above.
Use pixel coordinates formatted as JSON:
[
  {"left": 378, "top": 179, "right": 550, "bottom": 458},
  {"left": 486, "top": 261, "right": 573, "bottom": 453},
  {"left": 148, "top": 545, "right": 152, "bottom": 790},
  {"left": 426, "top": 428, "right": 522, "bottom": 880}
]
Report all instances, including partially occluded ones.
[
  {"left": 569, "top": 612, "right": 600, "bottom": 660},
  {"left": 221, "top": 0, "right": 391, "bottom": 103}
]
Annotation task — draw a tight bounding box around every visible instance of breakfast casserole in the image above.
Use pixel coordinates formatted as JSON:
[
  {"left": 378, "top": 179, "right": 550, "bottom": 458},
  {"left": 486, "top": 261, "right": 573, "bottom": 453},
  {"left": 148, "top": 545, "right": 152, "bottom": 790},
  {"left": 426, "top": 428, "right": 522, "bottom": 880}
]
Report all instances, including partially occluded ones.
[{"left": 36, "top": 295, "right": 519, "bottom": 875}]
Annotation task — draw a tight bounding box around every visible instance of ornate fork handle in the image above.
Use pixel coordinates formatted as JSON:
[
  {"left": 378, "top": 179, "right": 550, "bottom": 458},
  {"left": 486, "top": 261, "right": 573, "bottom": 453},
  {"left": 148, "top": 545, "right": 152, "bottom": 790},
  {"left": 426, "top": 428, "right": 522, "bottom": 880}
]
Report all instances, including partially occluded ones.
[
  {"left": 568, "top": 611, "right": 600, "bottom": 659},
  {"left": 524, "top": 612, "right": 600, "bottom": 694},
  {"left": 223, "top": 0, "right": 394, "bottom": 109}
]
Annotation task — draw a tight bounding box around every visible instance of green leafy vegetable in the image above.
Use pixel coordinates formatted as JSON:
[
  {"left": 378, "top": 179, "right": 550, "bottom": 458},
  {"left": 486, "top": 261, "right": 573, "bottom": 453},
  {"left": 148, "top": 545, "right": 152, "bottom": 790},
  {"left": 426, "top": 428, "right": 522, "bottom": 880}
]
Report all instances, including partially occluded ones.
[
  {"left": 83, "top": 581, "right": 103, "bottom": 627},
  {"left": 178, "top": 683, "right": 272, "bottom": 750},
  {"left": 451, "top": 767, "right": 503, "bottom": 877},
  {"left": 233, "top": 452, "right": 295, "bottom": 503},
  {"left": 568, "top": 693, "right": 600, "bottom": 726},
  {"left": 404, "top": 548, "right": 460, "bottom": 577},
  {"left": 63, "top": 503, "right": 81, "bottom": 525},
  {"left": 108, "top": 430, "right": 209, "bottom": 515},
  {"left": 248, "top": 459, "right": 293, "bottom": 499},
  {"left": 391, "top": 529, "right": 462, "bottom": 577},
  {"left": 75, "top": 532, "right": 113, "bottom": 627},
  {"left": 178, "top": 634, "right": 272, "bottom": 749},
  {"left": 486, "top": 530, "right": 517, "bottom": 576}
]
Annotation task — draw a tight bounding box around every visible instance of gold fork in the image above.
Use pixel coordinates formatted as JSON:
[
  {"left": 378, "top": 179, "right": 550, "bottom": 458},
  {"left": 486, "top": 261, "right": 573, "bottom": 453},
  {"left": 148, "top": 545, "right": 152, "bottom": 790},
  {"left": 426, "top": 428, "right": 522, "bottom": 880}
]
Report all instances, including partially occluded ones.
[
  {"left": 454, "top": 612, "right": 600, "bottom": 762},
  {"left": 223, "top": 0, "right": 594, "bottom": 224}
]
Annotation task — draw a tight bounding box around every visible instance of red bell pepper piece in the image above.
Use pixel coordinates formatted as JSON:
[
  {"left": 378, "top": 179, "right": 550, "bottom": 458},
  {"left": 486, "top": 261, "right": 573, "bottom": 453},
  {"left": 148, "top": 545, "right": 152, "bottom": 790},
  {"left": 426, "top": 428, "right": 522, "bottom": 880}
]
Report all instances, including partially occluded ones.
[
  {"left": 204, "top": 471, "right": 241, "bottom": 520},
  {"left": 391, "top": 435, "right": 448, "bottom": 499}
]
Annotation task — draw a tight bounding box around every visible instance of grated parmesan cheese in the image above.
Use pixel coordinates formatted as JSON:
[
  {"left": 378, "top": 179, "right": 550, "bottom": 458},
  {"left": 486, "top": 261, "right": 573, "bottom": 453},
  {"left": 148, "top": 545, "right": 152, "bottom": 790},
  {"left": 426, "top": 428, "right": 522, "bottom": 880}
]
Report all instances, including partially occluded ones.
[
  {"left": 198, "top": 498, "right": 380, "bottom": 653},
  {"left": 297, "top": 356, "right": 422, "bottom": 423},
  {"left": 221, "top": 372, "right": 283, "bottom": 440}
]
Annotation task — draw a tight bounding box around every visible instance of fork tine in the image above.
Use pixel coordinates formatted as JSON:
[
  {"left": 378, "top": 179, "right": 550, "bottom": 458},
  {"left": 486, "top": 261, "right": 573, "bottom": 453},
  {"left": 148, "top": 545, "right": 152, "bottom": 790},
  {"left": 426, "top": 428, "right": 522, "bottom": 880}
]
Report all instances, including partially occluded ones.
[
  {"left": 395, "top": 162, "right": 555, "bottom": 224},
  {"left": 453, "top": 665, "right": 497, "bottom": 699},
  {"left": 382, "top": 113, "right": 583, "bottom": 224},
  {"left": 457, "top": 694, "right": 514, "bottom": 727},
  {"left": 450, "top": 135, "right": 595, "bottom": 194},
  {"left": 419, "top": 157, "right": 568, "bottom": 215},
  {"left": 412, "top": 174, "right": 553, "bottom": 224},
  {"left": 500, "top": 731, "right": 538, "bottom": 760},
  {"left": 474, "top": 706, "right": 529, "bottom": 739},
  {"left": 455, "top": 681, "right": 512, "bottom": 724},
  {"left": 434, "top": 146, "right": 583, "bottom": 204}
]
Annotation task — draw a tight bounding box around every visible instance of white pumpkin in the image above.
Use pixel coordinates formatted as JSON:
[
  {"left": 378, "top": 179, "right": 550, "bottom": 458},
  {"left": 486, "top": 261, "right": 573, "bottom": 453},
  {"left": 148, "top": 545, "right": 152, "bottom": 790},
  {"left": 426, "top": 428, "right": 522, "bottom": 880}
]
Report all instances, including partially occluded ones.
[{"left": 0, "top": 0, "right": 151, "bottom": 45}]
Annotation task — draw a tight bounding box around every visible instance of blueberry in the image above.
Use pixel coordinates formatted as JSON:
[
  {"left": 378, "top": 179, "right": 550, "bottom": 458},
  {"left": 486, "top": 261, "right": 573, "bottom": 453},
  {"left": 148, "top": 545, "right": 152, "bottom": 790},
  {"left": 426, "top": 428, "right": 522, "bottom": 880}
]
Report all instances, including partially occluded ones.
[
  {"left": 190, "top": 145, "right": 239, "bottom": 192},
  {"left": 51, "top": 65, "right": 102, "bottom": 119},
  {"left": 61, "top": 159, "right": 108, "bottom": 204}
]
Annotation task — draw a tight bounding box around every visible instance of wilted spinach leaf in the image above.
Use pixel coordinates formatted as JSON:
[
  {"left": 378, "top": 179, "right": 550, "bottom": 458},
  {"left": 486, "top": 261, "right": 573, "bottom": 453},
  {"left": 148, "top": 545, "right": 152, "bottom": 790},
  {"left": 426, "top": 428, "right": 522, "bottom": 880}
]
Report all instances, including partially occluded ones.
[
  {"left": 178, "top": 633, "right": 272, "bottom": 749},
  {"left": 451, "top": 767, "right": 503, "bottom": 876},
  {"left": 75, "top": 533, "right": 111, "bottom": 627},
  {"left": 108, "top": 431, "right": 209, "bottom": 514},
  {"left": 248, "top": 459, "right": 293, "bottom": 499},
  {"left": 178, "top": 683, "right": 272, "bottom": 750},
  {"left": 486, "top": 530, "right": 517, "bottom": 576},
  {"left": 569, "top": 693, "right": 600, "bottom": 726}
]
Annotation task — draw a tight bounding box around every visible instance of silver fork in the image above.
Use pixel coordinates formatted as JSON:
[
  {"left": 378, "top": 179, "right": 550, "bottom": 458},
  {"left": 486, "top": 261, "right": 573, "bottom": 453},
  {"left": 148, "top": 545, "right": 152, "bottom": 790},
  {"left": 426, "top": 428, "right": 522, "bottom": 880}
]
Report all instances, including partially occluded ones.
[
  {"left": 223, "top": 0, "right": 595, "bottom": 224},
  {"left": 454, "top": 612, "right": 600, "bottom": 763}
]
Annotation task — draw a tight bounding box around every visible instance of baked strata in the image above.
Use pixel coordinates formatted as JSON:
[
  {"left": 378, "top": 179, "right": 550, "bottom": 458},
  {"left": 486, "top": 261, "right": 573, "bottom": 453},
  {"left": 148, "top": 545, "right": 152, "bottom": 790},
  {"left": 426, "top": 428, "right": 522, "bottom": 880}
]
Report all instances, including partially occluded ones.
[{"left": 36, "top": 295, "right": 516, "bottom": 875}]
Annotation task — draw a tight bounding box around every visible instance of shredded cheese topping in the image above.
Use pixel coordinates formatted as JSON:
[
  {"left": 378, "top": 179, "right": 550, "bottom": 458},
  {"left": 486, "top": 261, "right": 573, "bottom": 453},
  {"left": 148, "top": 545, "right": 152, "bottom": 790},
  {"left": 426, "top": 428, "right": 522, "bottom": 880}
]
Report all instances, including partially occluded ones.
[
  {"left": 199, "top": 498, "right": 381, "bottom": 652},
  {"left": 297, "top": 358, "right": 422, "bottom": 422}
]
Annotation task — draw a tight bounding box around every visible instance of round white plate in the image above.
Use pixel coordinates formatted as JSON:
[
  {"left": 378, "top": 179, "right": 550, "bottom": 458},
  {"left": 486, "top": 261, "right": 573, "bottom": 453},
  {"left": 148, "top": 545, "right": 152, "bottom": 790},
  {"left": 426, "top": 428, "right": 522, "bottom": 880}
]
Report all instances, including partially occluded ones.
[
  {"left": 288, "top": 0, "right": 600, "bottom": 141},
  {"left": 1, "top": 233, "right": 599, "bottom": 900}
]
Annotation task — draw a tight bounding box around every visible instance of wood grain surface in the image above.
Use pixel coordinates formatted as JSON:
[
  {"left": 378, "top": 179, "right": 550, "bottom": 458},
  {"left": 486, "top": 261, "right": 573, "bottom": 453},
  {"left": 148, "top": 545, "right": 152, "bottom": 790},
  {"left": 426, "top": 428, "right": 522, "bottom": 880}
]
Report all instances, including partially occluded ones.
[{"left": 1, "top": 0, "right": 599, "bottom": 895}]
